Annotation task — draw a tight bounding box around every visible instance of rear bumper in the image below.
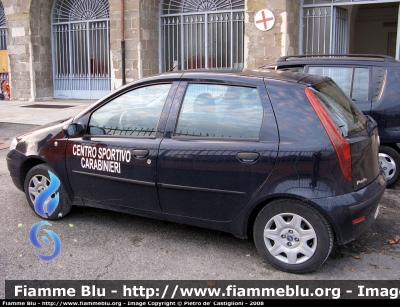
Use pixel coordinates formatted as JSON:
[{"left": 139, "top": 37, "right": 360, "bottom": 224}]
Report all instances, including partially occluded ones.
[{"left": 312, "top": 170, "right": 386, "bottom": 245}]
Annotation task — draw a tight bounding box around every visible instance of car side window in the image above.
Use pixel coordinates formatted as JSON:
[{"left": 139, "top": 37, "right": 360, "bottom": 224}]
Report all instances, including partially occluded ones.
[
  {"left": 174, "top": 84, "right": 263, "bottom": 139},
  {"left": 308, "top": 66, "right": 369, "bottom": 101},
  {"left": 352, "top": 68, "right": 369, "bottom": 101},
  {"left": 88, "top": 83, "right": 172, "bottom": 137}
]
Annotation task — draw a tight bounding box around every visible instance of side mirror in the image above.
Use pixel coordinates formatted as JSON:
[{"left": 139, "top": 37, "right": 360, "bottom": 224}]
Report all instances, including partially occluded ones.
[{"left": 63, "top": 123, "right": 84, "bottom": 137}]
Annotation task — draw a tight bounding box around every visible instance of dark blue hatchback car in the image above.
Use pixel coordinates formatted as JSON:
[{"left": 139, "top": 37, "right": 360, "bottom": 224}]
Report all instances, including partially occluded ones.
[{"left": 7, "top": 68, "right": 386, "bottom": 274}]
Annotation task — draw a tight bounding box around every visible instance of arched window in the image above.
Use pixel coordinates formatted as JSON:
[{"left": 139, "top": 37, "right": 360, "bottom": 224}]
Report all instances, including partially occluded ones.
[
  {"left": 51, "top": 0, "right": 110, "bottom": 99},
  {"left": 160, "top": 0, "right": 245, "bottom": 72}
]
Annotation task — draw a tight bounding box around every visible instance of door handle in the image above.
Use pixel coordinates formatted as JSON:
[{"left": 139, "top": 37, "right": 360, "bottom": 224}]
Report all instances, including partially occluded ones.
[
  {"left": 131, "top": 149, "right": 149, "bottom": 159},
  {"left": 237, "top": 152, "right": 260, "bottom": 163}
]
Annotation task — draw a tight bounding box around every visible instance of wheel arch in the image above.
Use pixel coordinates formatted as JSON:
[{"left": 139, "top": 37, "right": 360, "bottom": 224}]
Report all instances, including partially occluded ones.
[
  {"left": 379, "top": 144, "right": 400, "bottom": 188},
  {"left": 19, "top": 157, "right": 46, "bottom": 192},
  {"left": 382, "top": 143, "right": 400, "bottom": 152},
  {"left": 251, "top": 196, "right": 335, "bottom": 273},
  {"left": 24, "top": 162, "right": 73, "bottom": 220},
  {"left": 244, "top": 195, "right": 338, "bottom": 243},
  {"left": 19, "top": 157, "right": 81, "bottom": 206}
]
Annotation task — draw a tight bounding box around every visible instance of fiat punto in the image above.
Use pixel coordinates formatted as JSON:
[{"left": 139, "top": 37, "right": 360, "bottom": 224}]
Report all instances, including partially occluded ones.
[{"left": 7, "top": 68, "right": 386, "bottom": 274}]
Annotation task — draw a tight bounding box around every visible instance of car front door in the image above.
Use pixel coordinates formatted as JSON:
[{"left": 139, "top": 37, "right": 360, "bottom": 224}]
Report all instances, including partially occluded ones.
[
  {"left": 156, "top": 75, "right": 279, "bottom": 222},
  {"left": 65, "top": 81, "right": 178, "bottom": 212}
]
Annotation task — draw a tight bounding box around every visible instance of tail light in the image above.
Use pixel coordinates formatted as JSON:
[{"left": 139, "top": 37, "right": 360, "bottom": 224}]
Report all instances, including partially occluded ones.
[{"left": 305, "top": 87, "right": 352, "bottom": 180}]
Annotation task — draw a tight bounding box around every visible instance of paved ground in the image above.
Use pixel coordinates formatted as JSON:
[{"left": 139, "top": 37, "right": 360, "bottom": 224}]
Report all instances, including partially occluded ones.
[
  {"left": 0, "top": 99, "right": 95, "bottom": 149},
  {"left": 0, "top": 99, "right": 95, "bottom": 125}
]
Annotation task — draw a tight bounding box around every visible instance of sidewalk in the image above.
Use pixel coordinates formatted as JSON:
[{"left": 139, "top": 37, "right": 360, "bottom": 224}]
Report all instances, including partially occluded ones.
[{"left": 0, "top": 99, "right": 96, "bottom": 125}]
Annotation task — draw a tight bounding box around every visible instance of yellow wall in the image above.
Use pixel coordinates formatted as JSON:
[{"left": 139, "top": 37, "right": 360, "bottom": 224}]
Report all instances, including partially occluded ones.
[{"left": 0, "top": 50, "right": 8, "bottom": 72}]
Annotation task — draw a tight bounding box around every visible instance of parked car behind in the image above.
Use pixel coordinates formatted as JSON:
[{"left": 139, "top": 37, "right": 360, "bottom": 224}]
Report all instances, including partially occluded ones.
[
  {"left": 264, "top": 54, "right": 400, "bottom": 188},
  {"left": 7, "top": 68, "right": 386, "bottom": 274}
]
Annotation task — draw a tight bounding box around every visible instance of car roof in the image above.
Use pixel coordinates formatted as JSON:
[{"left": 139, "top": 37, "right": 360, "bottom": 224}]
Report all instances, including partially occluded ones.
[
  {"left": 264, "top": 54, "right": 400, "bottom": 66},
  {"left": 157, "top": 67, "right": 330, "bottom": 85}
]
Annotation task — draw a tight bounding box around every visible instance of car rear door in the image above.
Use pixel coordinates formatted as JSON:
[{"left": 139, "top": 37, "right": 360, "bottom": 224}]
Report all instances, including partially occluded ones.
[{"left": 156, "top": 73, "right": 279, "bottom": 222}]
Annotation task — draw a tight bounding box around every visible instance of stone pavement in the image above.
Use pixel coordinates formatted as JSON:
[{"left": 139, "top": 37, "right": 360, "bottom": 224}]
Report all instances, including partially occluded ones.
[
  {"left": 0, "top": 99, "right": 96, "bottom": 125},
  {"left": 0, "top": 99, "right": 97, "bottom": 149}
]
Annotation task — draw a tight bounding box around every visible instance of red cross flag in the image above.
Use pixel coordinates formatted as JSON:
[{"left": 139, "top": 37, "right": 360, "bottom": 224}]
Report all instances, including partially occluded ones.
[{"left": 254, "top": 9, "right": 275, "bottom": 31}]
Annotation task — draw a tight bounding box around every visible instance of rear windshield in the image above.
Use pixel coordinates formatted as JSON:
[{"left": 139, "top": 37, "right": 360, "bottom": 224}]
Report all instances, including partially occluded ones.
[{"left": 310, "top": 80, "right": 367, "bottom": 137}]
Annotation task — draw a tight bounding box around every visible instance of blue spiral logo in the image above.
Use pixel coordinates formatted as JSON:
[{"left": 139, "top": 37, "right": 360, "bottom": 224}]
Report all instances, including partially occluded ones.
[
  {"left": 29, "top": 170, "right": 62, "bottom": 261},
  {"left": 34, "top": 171, "right": 60, "bottom": 218},
  {"left": 29, "top": 221, "right": 62, "bottom": 261}
]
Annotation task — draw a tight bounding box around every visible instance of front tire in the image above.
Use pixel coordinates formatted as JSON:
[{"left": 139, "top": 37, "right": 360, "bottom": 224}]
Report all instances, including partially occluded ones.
[
  {"left": 24, "top": 164, "right": 71, "bottom": 220},
  {"left": 253, "top": 199, "right": 334, "bottom": 274},
  {"left": 379, "top": 146, "right": 400, "bottom": 188}
]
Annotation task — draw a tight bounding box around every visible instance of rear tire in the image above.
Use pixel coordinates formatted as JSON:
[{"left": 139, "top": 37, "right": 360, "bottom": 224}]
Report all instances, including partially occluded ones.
[
  {"left": 379, "top": 146, "right": 400, "bottom": 188},
  {"left": 253, "top": 199, "right": 334, "bottom": 274},
  {"left": 24, "top": 164, "right": 71, "bottom": 220}
]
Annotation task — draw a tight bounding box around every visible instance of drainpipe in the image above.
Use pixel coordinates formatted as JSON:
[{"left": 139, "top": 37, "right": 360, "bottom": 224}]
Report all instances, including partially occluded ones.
[{"left": 121, "top": 0, "right": 126, "bottom": 85}]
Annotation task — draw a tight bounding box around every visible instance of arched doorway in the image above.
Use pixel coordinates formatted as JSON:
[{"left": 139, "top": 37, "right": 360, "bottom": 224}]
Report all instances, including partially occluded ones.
[
  {"left": 160, "top": 0, "right": 245, "bottom": 72},
  {"left": 51, "top": 0, "right": 111, "bottom": 99}
]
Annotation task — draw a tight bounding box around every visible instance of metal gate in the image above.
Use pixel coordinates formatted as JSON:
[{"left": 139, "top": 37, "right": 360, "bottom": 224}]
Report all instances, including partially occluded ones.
[
  {"left": 0, "top": 2, "right": 6, "bottom": 50},
  {"left": 302, "top": 6, "right": 348, "bottom": 55},
  {"left": 51, "top": 0, "right": 110, "bottom": 99},
  {"left": 301, "top": 0, "right": 400, "bottom": 58},
  {"left": 160, "top": 0, "right": 245, "bottom": 72}
]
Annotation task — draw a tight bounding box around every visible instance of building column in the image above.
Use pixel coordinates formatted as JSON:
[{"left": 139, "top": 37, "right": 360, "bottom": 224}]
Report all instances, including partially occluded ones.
[
  {"left": 4, "top": 0, "right": 53, "bottom": 101},
  {"left": 245, "top": 0, "right": 300, "bottom": 69},
  {"left": 5, "top": 1, "right": 33, "bottom": 101}
]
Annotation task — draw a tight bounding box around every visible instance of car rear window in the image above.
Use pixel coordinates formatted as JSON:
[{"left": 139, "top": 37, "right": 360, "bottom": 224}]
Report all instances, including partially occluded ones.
[{"left": 310, "top": 80, "right": 367, "bottom": 137}]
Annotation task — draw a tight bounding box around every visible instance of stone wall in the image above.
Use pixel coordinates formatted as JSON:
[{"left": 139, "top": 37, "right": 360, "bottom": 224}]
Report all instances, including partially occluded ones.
[
  {"left": 4, "top": 0, "right": 32, "bottom": 101},
  {"left": 109, "top": 0, "right": 132, "bottom": 90},
  {"left": 30, "top": 0, "right": 53, "bottom": 100},
  {"left": 122, "top": 0, "right": 140, "bottom": 83},
  {"left": 139, "top": 0, "right": 159, "bottom": 78},
  {"left": 109, "top": 0, "right": 158, "bottom": 89},
  {"left": 5, "top": 0, "right": 61, "bottom": 101},
  {"left": 245, "top": 0, "right": 299, "bottom": 69}
]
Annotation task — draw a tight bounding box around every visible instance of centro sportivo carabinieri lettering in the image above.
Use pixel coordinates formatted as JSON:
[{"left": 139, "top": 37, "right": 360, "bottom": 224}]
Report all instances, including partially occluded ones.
[{"left": 72, "top": 144, "right": 131, "bottom": 174}]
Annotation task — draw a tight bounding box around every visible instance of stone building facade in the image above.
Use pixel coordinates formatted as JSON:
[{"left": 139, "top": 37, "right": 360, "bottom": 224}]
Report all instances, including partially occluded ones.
[
  {"left": 2, "top": 0, "right": 299, "bottom": 101},
  {"left": 2, "top": 0, "right": 397, "bottom": 101}
]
